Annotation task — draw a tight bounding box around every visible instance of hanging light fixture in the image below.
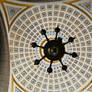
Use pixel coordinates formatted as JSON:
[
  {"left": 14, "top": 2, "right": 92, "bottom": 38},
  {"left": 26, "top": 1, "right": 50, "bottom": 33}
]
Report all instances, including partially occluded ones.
[{"left": 31, "top": 26, "right": 78, "bottom": 73}]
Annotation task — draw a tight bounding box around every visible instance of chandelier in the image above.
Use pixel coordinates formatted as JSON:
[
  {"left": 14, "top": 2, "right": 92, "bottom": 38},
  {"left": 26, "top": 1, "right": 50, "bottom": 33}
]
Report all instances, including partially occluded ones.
[{"left": 31, "top": 26, "right": 78, "bottom": 73}]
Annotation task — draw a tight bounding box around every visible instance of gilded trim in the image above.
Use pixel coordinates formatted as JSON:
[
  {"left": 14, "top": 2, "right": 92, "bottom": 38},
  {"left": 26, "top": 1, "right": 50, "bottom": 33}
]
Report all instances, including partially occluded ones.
[
  {"left": 64, "top": 0, "right": 92, "bottom": 20},
  {"left": 0, "top": 1, "right": 34, "bottom": 30},
  {"left": 11, "top": 75, "right": 13, "bottom": 92},
  {"left": 9, "top": 7, "right": 29, "bottom": 29},
  {"left": 0, "top": 0, "right": 5, "bottom": 3},
  {"left": 65, "top": 0, "right": 81, "bottom": 4},
  {"left": 11, "top": 75, "right": 28, "bottom": 92},
  {"left": 1, "top": 3, "right": 9, "bottom": 30},
  {"left": 1, "top": 0, "right": 33, "bottom": 7},
  {"left": 79, "top": 80, "right": 92, "bottom": 92},
  {"left": 39, "top": 37, "right": 64, "bottom": 63}
]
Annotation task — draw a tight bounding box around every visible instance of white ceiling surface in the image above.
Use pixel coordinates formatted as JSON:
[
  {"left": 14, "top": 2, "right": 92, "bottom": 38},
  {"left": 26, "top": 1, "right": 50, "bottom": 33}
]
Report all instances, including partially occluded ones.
[{"left": 8, "top": 2, "right": 92, "bottom": 92}]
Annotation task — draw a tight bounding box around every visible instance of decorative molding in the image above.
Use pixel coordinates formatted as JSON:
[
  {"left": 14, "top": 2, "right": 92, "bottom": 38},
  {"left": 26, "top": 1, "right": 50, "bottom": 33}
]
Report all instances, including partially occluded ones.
[
  {"left": 0, "top": 1, "right": 34, "bottom": 30},
  {"left": 64, "top": 0, "right": 92, "bottom": 20},
  {"left": 11, "top": 75, "right": 28, "bottom": 92}
]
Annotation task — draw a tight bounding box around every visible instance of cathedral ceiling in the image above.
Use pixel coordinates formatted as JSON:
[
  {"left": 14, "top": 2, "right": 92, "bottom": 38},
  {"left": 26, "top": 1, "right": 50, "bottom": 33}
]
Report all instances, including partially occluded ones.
[{"left": 0, "top": 0, "right": 92, "bottom": 92}]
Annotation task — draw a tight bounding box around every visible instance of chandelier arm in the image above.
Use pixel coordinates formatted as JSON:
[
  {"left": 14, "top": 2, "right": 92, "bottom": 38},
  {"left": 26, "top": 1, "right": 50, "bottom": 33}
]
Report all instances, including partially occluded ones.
[
  {"left": 59, "top": 59, "right": 67, "bottom": 72},
  {"left": 41, "top": 29, "right": 49, "bottom": 42},
  {"left": 49, "top": 60, "right": 53, "bottom": 68},
  {"left": 64, "top": 52, "right": 71, "bottom": 55},
  {"left": 55, "top": 26, "right": 60, "bottom": 40},
  {"left": 40, "top": 55, "right": 46, "bottom": 61},
  {"left": 31, "top": 42, "right": 44, "bottom": 49},
  {"left": 34, "top": 55, "right": 46, "bottom": 65},
  {"left": 63, "top": 37, "right": 75, "bottom": 45},
  {"left": 59, "top": 59, "right": 63, "bottom": 66},
  {"left": 55, "top": 32, "right": 58, "bottom": 40},
  {"left": 37, "top": 45, "right": 44, "bottom": 49},
  {"left": 47, "top": 60, "right": 53, "bottom": 73},
  {"left": 44, "top": 34, "right": 49, "bottom": 42},
  {"left": 31, "top": 42, "right": 37, "bottom": 48},
  {"left": 65, "top": 52, "right": 78, "bottom": 58},
  {"left": 63, "top": 42, "right": 69, "bottom": 45}
]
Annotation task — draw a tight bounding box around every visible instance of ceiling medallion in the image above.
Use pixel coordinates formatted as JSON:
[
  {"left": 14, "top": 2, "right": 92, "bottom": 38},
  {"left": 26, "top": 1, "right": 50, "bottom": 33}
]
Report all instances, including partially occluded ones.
[{"left": 31, "top": 26, "right": 78, "bottom": 73}]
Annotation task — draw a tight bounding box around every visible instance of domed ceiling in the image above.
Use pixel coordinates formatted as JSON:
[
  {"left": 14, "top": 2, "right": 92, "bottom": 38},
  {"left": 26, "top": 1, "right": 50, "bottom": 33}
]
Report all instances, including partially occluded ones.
[{"left": 0, "top": 0, "right": 92, "bottom": 92}]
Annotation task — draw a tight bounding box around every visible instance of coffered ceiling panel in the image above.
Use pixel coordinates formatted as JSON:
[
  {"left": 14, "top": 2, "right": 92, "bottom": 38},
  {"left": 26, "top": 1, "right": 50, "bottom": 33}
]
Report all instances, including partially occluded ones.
[{"left": 0, "top": 0, "right": 92, "bottom": 92}]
